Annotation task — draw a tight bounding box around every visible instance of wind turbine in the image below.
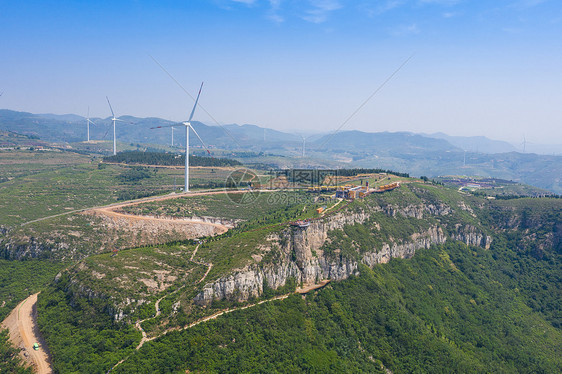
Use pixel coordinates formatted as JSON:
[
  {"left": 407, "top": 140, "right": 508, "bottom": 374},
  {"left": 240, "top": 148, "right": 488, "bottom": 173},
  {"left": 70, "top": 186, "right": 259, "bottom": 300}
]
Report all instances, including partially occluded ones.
[
  {"left": 106, "top": 97, "right": 128, "bottom": 155},
  {"left": 300, "top": 135, "right": 309, "bottom": 158},
  {"left": 171, "top": 126, "right": 179, "bottom": 147},
  {"left": 151, "top": 82, "right": 210, "bottom": 192},
  {"left": 85, "top": 106, "right": 97, "bottom": 142}
]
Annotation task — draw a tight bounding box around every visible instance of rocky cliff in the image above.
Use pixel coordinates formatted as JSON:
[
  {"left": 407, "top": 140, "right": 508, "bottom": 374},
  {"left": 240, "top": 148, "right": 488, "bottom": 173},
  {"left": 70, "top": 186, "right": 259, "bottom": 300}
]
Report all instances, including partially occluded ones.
[{"left": 194, "top": 206, "right": 487, "bottom": 306}]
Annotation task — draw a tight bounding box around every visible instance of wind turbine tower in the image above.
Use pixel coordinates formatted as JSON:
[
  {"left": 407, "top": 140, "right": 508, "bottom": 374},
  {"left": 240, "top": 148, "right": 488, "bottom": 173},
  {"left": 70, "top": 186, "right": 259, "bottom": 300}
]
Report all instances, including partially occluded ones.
[
  {"left": 152, "top": 82, "right": 210, "bottom": 192},
  {"left": 300, "top": 135, "right": 308, "bottom": 158},
  {"left": 86, "top": 107, "right": 96, "bottom": 142},
  {"left": 106, "top": 97, "right": 127, "bottom": 155},
  {"left": 171, "top": 126, "right": 179, "bottom": 147}
]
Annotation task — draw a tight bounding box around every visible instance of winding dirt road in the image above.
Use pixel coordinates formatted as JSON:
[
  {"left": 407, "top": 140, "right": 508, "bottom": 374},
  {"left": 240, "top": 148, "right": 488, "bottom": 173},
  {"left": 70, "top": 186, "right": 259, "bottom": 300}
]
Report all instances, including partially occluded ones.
[
  {"left": 109, "top": 279, "right": 331, "bottom": 372},
  {"left": 21, "top": 188, "right": 270, "bottom": 227},
  {"left": 87, "top": 189, "right": 277, "bottom": 238},
  {"left": 1, "top": 293, "right": 52, "bottom": 374}
]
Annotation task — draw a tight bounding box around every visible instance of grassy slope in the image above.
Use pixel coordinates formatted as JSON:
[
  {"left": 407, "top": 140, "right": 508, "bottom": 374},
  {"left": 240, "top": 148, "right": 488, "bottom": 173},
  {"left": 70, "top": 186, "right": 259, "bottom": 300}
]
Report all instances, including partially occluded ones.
[
  {"left": 117, "top": 191, "right": 313, "bottom": 221},
  {"left": 0, "top": 151, "right": 258, "bottom": 261},
  {"left": 0, "top": 150, "right": 238, "bottom": 227}
]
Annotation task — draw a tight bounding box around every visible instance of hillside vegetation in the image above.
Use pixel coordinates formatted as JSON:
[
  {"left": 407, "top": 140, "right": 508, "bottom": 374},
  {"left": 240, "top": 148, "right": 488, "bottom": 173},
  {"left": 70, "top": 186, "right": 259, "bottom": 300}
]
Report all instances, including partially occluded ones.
[
  {"left": 114, "top": 242, "right": 561, "bottom": 373},
  {"left": 103, "top": 150, "right": 242, "bottom": 167},
  {"left": 32, "top": 181, "right": 562, "bottom": 373}
]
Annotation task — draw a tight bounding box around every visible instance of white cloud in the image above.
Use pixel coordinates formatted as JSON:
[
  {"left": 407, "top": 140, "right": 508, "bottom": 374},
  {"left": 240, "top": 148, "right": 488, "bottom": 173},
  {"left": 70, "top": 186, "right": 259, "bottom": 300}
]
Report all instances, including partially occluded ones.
[
  {"left": 374, "top": 0, "right": 407, "bottom": 15},
  {"left": 390, "top": 23, "right": 421, "bottom": 36},
  {"left": 267, "top": 0, "right": 285, "bottom": 23},
  {"left": 442, "top": 11, "right": 462, "bottom": 18},
  {"left": 302, "top": 0, "right": 343, "bottom": 23}
]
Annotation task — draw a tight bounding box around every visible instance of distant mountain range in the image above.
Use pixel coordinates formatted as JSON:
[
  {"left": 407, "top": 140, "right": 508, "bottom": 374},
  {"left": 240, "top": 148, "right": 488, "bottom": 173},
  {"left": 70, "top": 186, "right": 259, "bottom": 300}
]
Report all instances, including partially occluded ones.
[
  {"left": 424, "top": 132, "right": 518, "bottom": 154},
  {"left": 1, "top": 109, "right": 561, "bottom": 194}
]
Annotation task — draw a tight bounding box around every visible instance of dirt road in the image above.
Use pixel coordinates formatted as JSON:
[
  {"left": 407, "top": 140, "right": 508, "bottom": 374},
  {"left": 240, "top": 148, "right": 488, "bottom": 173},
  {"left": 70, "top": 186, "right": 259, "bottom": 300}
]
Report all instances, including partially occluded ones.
[
  {"left": 91, "top": 207, "right": 230, "bottom": 235},
  {"left": 1, "top": 293, "right": 53, "bottom": 374},
  {"left": 21, "top": 188, "right": 270, "bottom": 227}
]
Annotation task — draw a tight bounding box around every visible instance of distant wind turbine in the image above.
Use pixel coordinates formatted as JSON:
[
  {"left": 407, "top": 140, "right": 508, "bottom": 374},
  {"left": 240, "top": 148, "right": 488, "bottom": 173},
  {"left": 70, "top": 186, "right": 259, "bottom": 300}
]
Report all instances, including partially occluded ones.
[
  {"left": 151, "top": 82, "right": 211, "bottom": 192},
  {"left": 171, "top": 126, "right": 179, "bottom": 147},
  {"left": 106, "top": 97, "right": 132, "bottom": 155},
  {"left": 85, "top": 106, "right": 97, "bottom": 142},
  {"left": 300, "top": 135, "right": 309, "bottom": 158}
]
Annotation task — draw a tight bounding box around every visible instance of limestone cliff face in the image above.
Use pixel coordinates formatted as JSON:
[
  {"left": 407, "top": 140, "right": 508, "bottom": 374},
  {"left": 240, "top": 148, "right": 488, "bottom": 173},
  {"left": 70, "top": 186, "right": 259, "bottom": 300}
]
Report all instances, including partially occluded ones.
[
  {"left": 1, "top": 235, "right": 71, "bottom": 260},
  {"left": 362, "top": 226, "right": 447, "bottom": 266},
  {"left": 451, "top": 224, "right": 492, "bottom": 249},
  {"left": 194, "top": 210, "right": 471, "bottom": 306},
  {"left": 382, "top": 203, "right": 451, "bottom": 219}
]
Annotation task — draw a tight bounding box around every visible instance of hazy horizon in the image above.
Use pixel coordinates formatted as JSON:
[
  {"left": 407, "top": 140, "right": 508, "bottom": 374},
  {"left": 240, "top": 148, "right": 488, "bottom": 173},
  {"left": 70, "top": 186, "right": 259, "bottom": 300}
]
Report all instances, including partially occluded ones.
[{"left": 1, "top": 0, "right": 561, "bottom": 145}]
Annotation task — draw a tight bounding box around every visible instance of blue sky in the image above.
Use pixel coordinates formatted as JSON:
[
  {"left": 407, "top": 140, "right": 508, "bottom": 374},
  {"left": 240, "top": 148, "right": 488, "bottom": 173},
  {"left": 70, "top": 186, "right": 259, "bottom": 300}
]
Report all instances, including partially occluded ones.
[{"left": 1, "top": 0, "right": 561, "bottom": 144}]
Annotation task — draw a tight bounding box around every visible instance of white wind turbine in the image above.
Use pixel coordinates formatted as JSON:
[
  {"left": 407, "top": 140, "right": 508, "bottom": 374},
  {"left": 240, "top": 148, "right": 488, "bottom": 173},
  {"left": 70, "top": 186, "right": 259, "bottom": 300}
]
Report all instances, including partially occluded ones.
[
  {"left": 151, "top": 82, "right": 210, "bottom": 192},
  {"left": 106, "top": 97, "right": 130, "bottom": 155},
  {"left": 300, "top": 135, "right": 309, "bottom": 158},
  {"left": 85, "top": 106, "right": 97, "bottom": 142},
  {"left": 171, "top": 126, "right": 179, "bottom": 147}
]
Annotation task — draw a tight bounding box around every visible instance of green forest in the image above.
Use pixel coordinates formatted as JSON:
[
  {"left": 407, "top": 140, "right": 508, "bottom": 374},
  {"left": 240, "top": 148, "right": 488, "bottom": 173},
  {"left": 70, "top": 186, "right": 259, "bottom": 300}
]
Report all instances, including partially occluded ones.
[
  {"left": 103, "top": 151, "right": 242, "bottom": 167},
  {"left": 36, "top": 228, "right": 562, "bottom": 373},
  {"left": 0, "top": 329, "right": 32, "bottom": 374},
  {"left": 106, "top": 241, "right": 561, "bottom": 374}
]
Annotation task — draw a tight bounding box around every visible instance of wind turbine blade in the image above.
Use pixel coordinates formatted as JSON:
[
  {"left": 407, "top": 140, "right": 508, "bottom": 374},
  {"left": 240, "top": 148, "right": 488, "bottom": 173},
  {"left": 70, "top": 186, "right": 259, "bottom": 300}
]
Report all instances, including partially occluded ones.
[
  {"left": 113, "top": 118, "right": 136, "bottom": 125},
  {"left": 150, "top": 123, "right": 183, "bottom": 129},
  {"left": 102, "top": 125, "right": 111, "bottom": 139},
  {"left": 106, "top": 96, "right": 115, "bottom": 117},
  {"left": 87, "top": 119, "right": 97, "bottom": 126},
  {"left": 149, "top": 54, "right": 243, "bottom": 147},
  {"left": 87, "top": 106, "right": 90, "bottom": 120},
  {"left": 188, "top": 82, "right": 204, "bottom": 122},
  {"left": 190, "top": 125, "right": 212, "bottom": 155}
]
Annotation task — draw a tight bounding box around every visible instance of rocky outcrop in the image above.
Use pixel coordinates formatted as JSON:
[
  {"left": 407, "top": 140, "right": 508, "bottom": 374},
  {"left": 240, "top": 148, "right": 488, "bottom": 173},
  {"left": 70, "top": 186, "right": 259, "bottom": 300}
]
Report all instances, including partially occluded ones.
[
  {"left": 1, "top": 236, "right": 69, "bottom": 260},
  {"left": 382, "top": 203, "right": 451, "bottom": 219},
  {"left": 362, "top": 226, "right": 447, "bottom": 266},
  {"left": 194, "top": 214, "right": 470, "bottom": 306},
  {"left": 451, "top": 224, "right": 492, "bottom": 249},
  {"left": 58, "top": 268, "right": 147, "bottom": 323},
  {"left": 0, "top": 211, "right": 228, "bottom": 260}
]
